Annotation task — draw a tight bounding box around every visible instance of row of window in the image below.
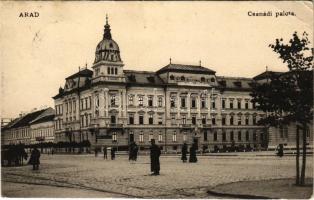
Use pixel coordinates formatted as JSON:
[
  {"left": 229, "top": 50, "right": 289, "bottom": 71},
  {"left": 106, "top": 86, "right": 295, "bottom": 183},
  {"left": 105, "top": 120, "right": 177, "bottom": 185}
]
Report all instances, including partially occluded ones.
[
  {"left": 221, "top": 98, "right": 256, "bottom": 110},
  {"left": 127, "top": 114, "right": 163, "bottom": 125},
  {"left": 129, "top": 95, "right": 163, "bottom": 107},
  {"left": 170, "top": 96, "right": 207, "bottom": 109},
  {"left": 5, "top": 128, "right": 30, "bottom": 139},
  {"left": 80, "top": 96, "right": 92, "bottom": 110},
  {"left": 221, "top": 115, "right": 258, "bottom": 126},
  {"left": 55, "top": 119, "right": 63, "bottom": 130},
  {"left": 169, "top": 75, "right": 216, "bottom": 83},
  {"left": 31, "top": 128, "right": 54, "bottom": 138},
  {"left": 81, "top": 114, "right": 92, "bottom": 127}
]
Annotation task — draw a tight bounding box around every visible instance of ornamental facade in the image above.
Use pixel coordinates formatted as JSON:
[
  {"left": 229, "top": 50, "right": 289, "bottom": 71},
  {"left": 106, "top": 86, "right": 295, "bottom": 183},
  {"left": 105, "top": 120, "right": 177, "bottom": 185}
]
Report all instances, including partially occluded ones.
[{"left": 53, "top": 17, "right": 267, "bottom": 152}]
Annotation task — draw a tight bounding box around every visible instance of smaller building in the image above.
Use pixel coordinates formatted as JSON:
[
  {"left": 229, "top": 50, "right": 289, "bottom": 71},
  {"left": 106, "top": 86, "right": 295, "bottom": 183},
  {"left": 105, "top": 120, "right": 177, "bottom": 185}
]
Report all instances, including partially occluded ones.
[
  {"left": 1, "top": 108, "right": 55, "bottom": 146},
  {"left": 29, "top": 112, "right": 55, "bottom": 144}
]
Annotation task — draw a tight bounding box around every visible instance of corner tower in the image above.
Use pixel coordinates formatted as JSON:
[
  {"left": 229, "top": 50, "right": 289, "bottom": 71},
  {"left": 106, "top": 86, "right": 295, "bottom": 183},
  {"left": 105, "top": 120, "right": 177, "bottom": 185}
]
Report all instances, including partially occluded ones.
[{"left": 92, "top": 15, "right": 125, "bottom": 83}]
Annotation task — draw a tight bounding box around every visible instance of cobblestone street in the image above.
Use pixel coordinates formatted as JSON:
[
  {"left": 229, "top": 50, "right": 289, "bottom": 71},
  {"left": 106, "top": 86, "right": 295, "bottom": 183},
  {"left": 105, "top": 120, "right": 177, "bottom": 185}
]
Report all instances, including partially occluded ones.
[{"left": 2, "top": 154, "right": 313, "bottom": 198}]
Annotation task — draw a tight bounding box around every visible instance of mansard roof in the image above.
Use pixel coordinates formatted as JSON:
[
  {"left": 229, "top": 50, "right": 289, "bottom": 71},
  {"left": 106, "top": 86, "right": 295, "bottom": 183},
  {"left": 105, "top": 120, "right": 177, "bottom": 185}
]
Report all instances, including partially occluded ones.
[
  {"left": 124, "top": 70, "right": 164, "bottom": 86},
  {"left": 253, "top": 71, "right": 283, "bottom": 81},
  {"left": 10, "top": 109, "right": 49, "bottom": 129},
  {"left": 66, "top": 68, "right": 93, "bottom": 80},
  {"left": 30, "top": 114, "right": 55, "bottom": 125},
  {"left": 216, "top": 76, "right": 253, "bottom": 91},
  {"left": 156, "top": 63, "right": 216, "bottom": 75}
]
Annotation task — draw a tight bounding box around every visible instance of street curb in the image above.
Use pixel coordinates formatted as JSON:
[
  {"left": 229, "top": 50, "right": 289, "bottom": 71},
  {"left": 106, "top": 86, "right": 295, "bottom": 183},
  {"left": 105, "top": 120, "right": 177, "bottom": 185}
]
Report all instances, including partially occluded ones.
[{"left": 207, "top": 189, "right": 272, "bottom": 199}]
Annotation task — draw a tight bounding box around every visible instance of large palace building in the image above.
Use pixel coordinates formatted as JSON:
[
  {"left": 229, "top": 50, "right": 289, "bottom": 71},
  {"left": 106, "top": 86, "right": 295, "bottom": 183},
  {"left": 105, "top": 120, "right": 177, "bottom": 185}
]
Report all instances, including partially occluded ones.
[{"left": 52, "top": 17, "right": 269, "bottom": 152}]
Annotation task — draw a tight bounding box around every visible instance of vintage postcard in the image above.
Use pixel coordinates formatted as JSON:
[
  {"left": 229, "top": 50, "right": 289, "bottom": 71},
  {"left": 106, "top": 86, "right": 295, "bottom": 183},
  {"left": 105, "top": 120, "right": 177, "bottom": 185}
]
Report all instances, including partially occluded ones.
[{"left": 1, "top": 1, "right": 313, "bottom": 199}]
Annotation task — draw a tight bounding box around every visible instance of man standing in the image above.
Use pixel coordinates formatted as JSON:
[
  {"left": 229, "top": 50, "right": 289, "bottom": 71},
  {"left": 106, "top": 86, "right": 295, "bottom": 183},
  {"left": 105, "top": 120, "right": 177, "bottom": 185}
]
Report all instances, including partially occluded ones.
[
  {"left": 103, "top": 146, "right": 107, "bottom": 160},
  {"left": 150, "top": 139, "right": 161, "bottom": 175},
  {"left": 29, "top": 147, "right": 41, "bottom": 170},
  {"left": 181, "top": 143, "right": 188, "bottom": 163}
]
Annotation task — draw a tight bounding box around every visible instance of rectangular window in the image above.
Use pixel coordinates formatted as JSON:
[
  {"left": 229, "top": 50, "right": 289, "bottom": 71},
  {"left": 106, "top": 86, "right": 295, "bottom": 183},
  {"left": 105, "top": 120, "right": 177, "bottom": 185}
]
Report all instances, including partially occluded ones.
[
  {"left": 191, "top": 98, "right": 196, "bottom": 108},
  {"left": 111, "top": 115, "right": 116, "bottom": 124},
  {"left": 129, "top": 114, "right": 134, "bottom": 125},
  {"left": 112, "top": 132, "right": 117, "bottom": 142},
  {"left": 246, "top": 131, "right": 249, "bottom": 141},
  {"left": 85, "top": 98, "right": 88, "bottom": 109},
  {"left": 192, "top": 116, "right": 196, "bottom": 125},
  {"left": 238, "top": 100, "right": 241, "bottom": 109},
  {"left": 170, "top": 96, "right": 176, "bottom": 108},
  {"left": 252, "top": 102, "right": 256, "bottom": 109},
  {"left": 202, "top": 115, "right": 206, "bottom": 124},
  {"left": 111, "top": 95, "right": 116, "bottom": 106},
  {"left": 158, "top": 116, "right": 163, "bottom": 125},
  {"left": 139, "top": 96, "right": 143, "bottom": 106},
  {"left": 139, "top": 132, "right": 144, "bottom": 142},
  {"left": 182, "top": 116, "right": 186, "bottom": 125},
  {"left": 211, "top": 99, "right": 216, "bottom": 109},
  {"left": 279, "top": 125, "right": 284, "bottom": 138},
  {"left": 230, "top": 116, "right": 234, "bottom": 125},
  {"left": 222, "top": 99, "right": 225, "bottom": 109},
  {"left": 89, "top": 96, "right": 92, "bottom": 108},
  {"left": 222, "top": 132, "right": 226, "bottom": 141},
  {"left": 245, "top": 116, "right": 249, "bottom": 125},
  {"left": 230, "top": 131, "right": 234, "bottom": 141},
  {"left": 149, "top": 114, "right": 153, "bottom": 125},
  {"left": 69, "top": 102, "right": 72, "bottom": 113},
  {"left": 201, "top": 98, "right": 206, "bottom": 108},
  {"left": 238, "top": 131, "right": 242, "bottom": 141},
  {"left": 139, "top": 115, "right": 144, "bottom": 125},
  {"left": 253, "top": 116, "right": 257, "bottom": 125},
  {"left": 245, "top": 101, "right": 249, "bottom": 109},
  {"left": 149, "top": 132, "right": 153, "bottom": 141},
  {"left": 148, "top": 96, "right": 153, "bottom": 107},
  {"left": 172, "top": 131, "right": 177, "bottom": 142},
  {"left": 238, "top": 116, "right": 242, "bottom": 125},
  {"left": 158, "top": 132, "right": 163, "bottom": 142},
  {"left": 204, "top": 131, "right": 208, "bottom": 141},
  {"left": 128, "top": 95, "right": 134, "bottom": 105},
  {"left": 158, "top": 97, "right": 163, "bottom": 107},
  {"left": 214, "top": 132, "right": 217, "bottom": 141},
  {"left": 73, "top": 100, "right": 76, "bottom": 112},
  {"left": 229, "top": 100, "right": 234, "bottom": 109},
  {"left": 212, "top": 117, "right": 216, "bottom": 125},
  {"left": 253, "top": 132, "right": 257, "bottom": 141},
  {"left": 181, "top": 97, "right": 186, "bottom": 108},
  {"left": 222, "top": 116, "right": 226, "bottom": 125}
]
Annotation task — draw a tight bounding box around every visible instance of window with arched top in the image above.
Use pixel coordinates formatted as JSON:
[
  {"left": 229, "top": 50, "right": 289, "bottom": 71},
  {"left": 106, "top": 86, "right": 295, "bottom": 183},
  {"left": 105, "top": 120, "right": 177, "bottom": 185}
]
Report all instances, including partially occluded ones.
[
  {"left": 111, "top": 67, "right": 114, "bottom": 74},
  {"left": 109, "top": 43, "right": 113, "bottom": 48},
  {"left": 115, "top": 68, "right": 118, "bottom": 74},
  {"left": 211, "top": 78, "right": 216, "bottom": 82},
  {"left": 181, "top": 76, "right": 185, "bottom": 81},
  {"left": 201, "top": 77, "right": 205, "bottom": 82},
  {"left": 107, "top": 67, "right": 110, "bottom": 74},
  {"left": 170, "top": 75, "right": 174, "bottom": 80},
  {"left": 110, "top": 54, "right": 114, "bottom": 61}
]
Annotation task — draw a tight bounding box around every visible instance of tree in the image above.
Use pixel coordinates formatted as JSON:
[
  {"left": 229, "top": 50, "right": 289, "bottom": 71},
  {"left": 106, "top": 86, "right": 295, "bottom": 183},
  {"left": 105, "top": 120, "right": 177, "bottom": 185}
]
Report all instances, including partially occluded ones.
[{"left": 251, "top": 32, "right": 313, "bottom": 186}]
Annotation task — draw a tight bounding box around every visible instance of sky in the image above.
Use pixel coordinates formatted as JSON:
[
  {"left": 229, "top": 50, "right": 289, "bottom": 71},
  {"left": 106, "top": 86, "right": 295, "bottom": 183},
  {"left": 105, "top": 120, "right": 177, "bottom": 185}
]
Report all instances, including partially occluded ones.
[{"left": 0, "top": 1, "right": 313, "bottom": 118}]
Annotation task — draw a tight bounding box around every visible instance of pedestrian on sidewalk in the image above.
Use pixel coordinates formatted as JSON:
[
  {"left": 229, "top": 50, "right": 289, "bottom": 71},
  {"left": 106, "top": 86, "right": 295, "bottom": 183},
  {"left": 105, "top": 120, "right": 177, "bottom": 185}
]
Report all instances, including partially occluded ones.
[
  {"left": 181, "top": 143, "right": 188, "bottom": 163},
  {"left": 150, "top": 139, "right": 161, "bottom": 175},
  {"left": 28, "top": 147, "right": 41, "bottom": 170},
  {"left": 103, "top": 146, "right": 108, "bottom": 160},
  {"left": 189, "top": 143, "right": 197, "bottom": 163},
  {"left": 111, "top": 147, "right": 116, "bottom": 160},
  {"left": 133, "top": 142, "right": 138, "bottom": 161}
]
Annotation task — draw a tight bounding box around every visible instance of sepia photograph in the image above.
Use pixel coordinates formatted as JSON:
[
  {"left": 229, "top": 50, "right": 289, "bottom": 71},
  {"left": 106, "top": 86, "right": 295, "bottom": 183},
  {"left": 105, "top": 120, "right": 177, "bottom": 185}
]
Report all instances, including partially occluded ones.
[{"left": 0, "top": 1, "right": 313, "bottom": 199}]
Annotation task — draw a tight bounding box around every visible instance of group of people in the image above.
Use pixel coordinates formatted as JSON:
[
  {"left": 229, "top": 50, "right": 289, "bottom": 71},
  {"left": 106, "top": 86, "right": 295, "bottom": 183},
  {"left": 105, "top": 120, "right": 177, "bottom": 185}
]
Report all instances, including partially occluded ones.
[
  {"left": 95, "top": 146, "right": 116, "bottom": 160},
  {"left": 181, "top": 142, "right": 198, "bottom": 163},
  {"left": 129, "top": 142, "right": 139, "bottom": 161}
]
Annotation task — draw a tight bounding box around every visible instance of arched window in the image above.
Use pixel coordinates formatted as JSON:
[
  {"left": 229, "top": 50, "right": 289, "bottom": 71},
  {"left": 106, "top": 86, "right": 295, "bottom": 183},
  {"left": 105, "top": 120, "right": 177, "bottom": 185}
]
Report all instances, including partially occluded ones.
[
  {"left": 115, "top": 68, "right": 118, "bottom": 74},
  {"left": 181, "top": 76, "right": 185, "bottom": 81},
  {"left": 170, "top": 75, "right": 174, "bottom": 80},
  {"left": 109, "top": 43, "right": 113, "bottom": 48},
  {"left": 107, "top": 67, "right": 110, "bottom": 74},
  {"left": 111, "top": 67, "right": 114, "bottom": 74},
  {"left": 201, "top": 77, "right": 205, "bottom": 82},
  {"left": 110, "top": 54, "right": 114, "bottom": 61},
  {"left": 211, "top": 78, "right": 216, "bottom": 82}
]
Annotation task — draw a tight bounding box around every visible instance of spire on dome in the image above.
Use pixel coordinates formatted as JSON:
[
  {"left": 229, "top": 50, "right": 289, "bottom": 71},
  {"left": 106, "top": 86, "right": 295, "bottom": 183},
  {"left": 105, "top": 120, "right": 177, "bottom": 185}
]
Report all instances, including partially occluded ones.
[{"left": 103, "top": 14, "right": 112, "bottom": 39}]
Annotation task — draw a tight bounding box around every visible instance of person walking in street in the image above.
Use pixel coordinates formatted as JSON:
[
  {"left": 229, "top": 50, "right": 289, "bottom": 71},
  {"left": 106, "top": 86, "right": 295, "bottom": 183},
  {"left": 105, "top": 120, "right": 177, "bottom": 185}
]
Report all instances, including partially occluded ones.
[
  {"left": 133, "top": 142, "right": 138, "bottom": 161},
  {"left": 103, "top": 146, "right": 108, "bottom": 160},
  {"left": 150, "top": 139, "right": 161, "bottom": 175},
  {"left": 129, "top": 142, "right": 135, "bottom": 161},
  {"left": 111, "top": 147, "right": 116, "bottom": 160},
  {"left": 189, "top": 143, "right": 198, "bottom": 163},
  {"left": 181, "top": 143, "right": 188, "bottom": 163},
  {"left": 29, "top": 147, "right": 41, "bottom": 170},
  {"left": 95, "top": 147, "right": 98, "bottom": 157}
]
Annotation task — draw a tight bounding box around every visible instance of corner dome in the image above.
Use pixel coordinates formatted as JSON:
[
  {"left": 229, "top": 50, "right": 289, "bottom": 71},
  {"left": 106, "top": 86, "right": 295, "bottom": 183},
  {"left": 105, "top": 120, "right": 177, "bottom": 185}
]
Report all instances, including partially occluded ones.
[{"left": 94, "top": 16, "right": 122, "bottom": 64}]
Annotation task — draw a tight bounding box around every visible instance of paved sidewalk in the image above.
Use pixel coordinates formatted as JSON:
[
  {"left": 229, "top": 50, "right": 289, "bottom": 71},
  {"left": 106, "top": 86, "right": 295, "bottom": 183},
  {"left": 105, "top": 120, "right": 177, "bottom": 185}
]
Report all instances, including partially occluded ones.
[{"left": 208, "top": 178, "right": 313, "bottom": 199}]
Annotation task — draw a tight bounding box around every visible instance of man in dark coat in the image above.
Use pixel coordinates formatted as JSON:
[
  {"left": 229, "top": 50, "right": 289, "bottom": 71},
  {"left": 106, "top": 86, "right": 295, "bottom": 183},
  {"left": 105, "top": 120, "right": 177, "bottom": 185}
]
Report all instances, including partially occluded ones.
[
  {"left": 103, "top": 146, "right": 107, "bottom": 160},
  {"left": 150, "top": 139, "right": 161, "bottom": 175},
  {"left": 189, "top": 143, "right": 198, "bottom": 163},
  {"left": 29, "top": 147, "right": 41, "bottom": 170},
  {"left": 181, "top": 143, "right": 188, "bottom": 163},
  {"left": 111, "top": 147, "right": 116, "bottom": 160},
  {"left": 129, "top": 142, "right": 134, "bottom": 161},
  {"left": 133, "top": 142, "right": 138, "bottom": 161}
]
